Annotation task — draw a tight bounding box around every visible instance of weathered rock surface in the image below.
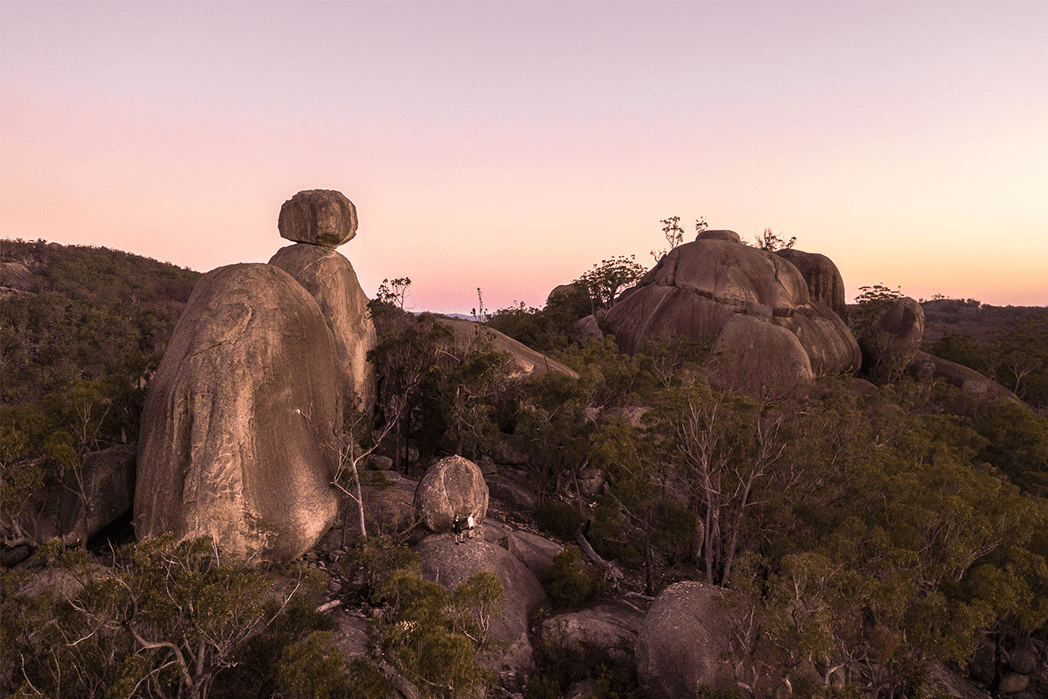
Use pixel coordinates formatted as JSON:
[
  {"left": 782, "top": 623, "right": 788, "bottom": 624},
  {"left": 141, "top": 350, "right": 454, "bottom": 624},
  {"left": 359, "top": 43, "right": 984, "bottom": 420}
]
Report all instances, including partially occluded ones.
[
  {"left": 278, "top": 189, "right": 358, "bottom": 247},
  {"left": 269, "top": 243, "right": 377, "bottom": 411},
  {"left": 540, "top": 600, "right": 647, "bottom": 668},
  {"left": 774, "top": 248, "right": 849, "bottom": 321},
  {"left": 10, "top": 444, "right": 136, "bottom": 547},
  {"left": 606, "top": 236, "right": 860, "bottom": 394},
  {"left": 698, "top": 229, "right": 742, "bottom": 243},
  {"left": 572, "top": 315, "right": 604, "bottom": 344},
  {"left": 485, "top": 468, "right": 539, "bottom": 512},
  {"left": 859, "top": 296, "right": 925, "bottom": 381},
  {"left": 503, "top": 529, "right": 563, "bottom": 582},
  {"left": 135, "top": 263, "right": 341, "bottom": 563},
  {"left": 635, "top": 580, "right": 737, "bottom": 698},
  {"left": 415, "top": 536, "right": 549, "bottom": 674},
  {"left": 436, "top": 317, "right": 579, "bottom": 380},
  {"left": 414, "top": 455, "right": 489, "bottom": 533},
  {"left": 709, "top": 314, "right": 813, "bottom": 396},
  {"left": 909, "top": 352, "right": 1020, "bottom": 403}
]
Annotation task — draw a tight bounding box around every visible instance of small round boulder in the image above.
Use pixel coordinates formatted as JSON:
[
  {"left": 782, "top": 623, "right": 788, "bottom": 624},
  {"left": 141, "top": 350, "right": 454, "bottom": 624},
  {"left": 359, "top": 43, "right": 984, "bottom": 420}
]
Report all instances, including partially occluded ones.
[
  {"left": 278, "top": 189, "right": 358, "bottom": 247},
  {"left": 414, "top": 455, "right": 489, "bottom": 532}
]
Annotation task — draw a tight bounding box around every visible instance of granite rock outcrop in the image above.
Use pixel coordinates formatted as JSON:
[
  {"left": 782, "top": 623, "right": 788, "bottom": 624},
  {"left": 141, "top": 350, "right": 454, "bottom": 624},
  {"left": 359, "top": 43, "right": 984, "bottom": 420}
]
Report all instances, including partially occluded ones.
[
  {"left": 269, "top": 243, "right": 377, "bottom": 411},
  {"left": 605, "top": 231, "right": 860, "bottom": 394},
  {"left": 135, "top": 263, "right": 342, "bottom": 562}
]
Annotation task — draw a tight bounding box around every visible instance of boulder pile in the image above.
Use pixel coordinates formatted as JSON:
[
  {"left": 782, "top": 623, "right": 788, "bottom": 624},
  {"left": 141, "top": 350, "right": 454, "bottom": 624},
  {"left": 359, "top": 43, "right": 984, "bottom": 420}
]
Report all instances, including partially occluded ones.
[
  {"left": 605, "top": 230, "right": 861, "bottom": 395},
  {"left": 135, "top": 190, "right": 377, "bottom": 563}
]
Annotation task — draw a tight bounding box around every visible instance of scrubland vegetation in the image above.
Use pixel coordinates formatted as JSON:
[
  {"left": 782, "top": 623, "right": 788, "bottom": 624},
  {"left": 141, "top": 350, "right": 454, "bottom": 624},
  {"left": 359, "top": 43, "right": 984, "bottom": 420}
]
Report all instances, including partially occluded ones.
[{"left": 2, "top": 237, "right": 1048, "bottom": 698}]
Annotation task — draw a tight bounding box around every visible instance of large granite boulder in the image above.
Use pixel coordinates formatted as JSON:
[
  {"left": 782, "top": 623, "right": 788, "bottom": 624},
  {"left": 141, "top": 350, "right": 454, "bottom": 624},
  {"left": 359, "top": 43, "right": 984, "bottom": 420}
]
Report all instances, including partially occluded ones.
[
  {"left": 9, "top": 444, "right": 136, "bottom": 547},
  {"left": 606, "top": 235, "right": 860, "bottom": 394},
  {"left": 635, "top": 581, "right": 738, "bottom": 698},
  {"left": 540, "top": 600, "right": 647, "bottom": 669},
  {"left": 278, "top": 189, "right": 357, "bottom": 247},
  {"left": 908, "top": 352, "right": 1020, "bottom": 404},
  {"left": 269, "top": 243, "right": 377, "bottom": 411},
  {"left": 135, "top": 263, "right": 341, "bottom": 563},
  {"left": 415, "top": 536, "right": 549, "bottom": 675},
  {"left": 709, "top": 314, "right": 813, "bottom": 397},
  {"left": 774, "top": 248, "right": 849, "bottom": 321},
  {"left": 414, "top": 455, "right": 489, "bottom": 533},
  {"left": 859, "top": 296, "right": 924, "bottom": 381}
]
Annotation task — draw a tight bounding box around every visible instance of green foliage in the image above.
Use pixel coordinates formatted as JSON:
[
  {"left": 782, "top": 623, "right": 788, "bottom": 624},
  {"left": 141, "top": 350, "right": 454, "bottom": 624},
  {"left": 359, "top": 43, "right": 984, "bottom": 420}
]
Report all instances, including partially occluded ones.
[
  {"left": 274, "top": 631, "right": 352, "bottom": 699},
  {"left": 368, "top": 569, "right": 503, "bottom": 698},
  {"left": 337, "top": 536, "right": 422, "bottom": 603},
  {"left": 751, "top": 227, "right": 796, "bottom": 251},
  {"left": 523, "top": 673, "right": 563, "bottom": 699},
  {"left": 924, "top": 309, "right": 1048, "bottom": 409},
  {"left": 535, "top": 500, "right": 584, "bottom": 540},
  {"left": 512, "top": 371, "right": 595, "bottom": 494},
  {"left": 0, "top": 238, "right": 197, "bottom": 406},
  {"left": 0, "top": 535, "right": 344, "bottom": 699},
  {"left": 974, "top": 400, "right": 1048, "bottom": 497},
  {"left": 1, "top": 371, "right": 149, "bottom": 544},
  {"left": 546, "top": 546, "right": 609, "bottom": 609},
  {"left": 487, "top": 288, "right": 589, "bottom": 352},
  {"left": 573, "top": 255, "right": 645, "bottom": 311}
]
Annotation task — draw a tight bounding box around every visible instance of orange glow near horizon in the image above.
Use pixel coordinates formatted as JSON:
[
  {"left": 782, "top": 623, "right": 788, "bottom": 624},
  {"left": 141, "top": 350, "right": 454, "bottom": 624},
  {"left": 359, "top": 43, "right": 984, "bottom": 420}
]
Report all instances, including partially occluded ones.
[{"left": 2, "top": 2, "right": 1046, "bottom": 312}]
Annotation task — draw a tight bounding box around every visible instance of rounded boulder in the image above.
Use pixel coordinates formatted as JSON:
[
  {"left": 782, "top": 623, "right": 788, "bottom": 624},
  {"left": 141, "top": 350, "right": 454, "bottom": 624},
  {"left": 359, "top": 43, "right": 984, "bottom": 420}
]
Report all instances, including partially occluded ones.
[
  {"left": 278, "top": 189, "right": 358, "bottom": 247},
  {"left": 269, "top": 243, "right": 377, "bottom": 411},
  {"left": 635, "top": 581, "right": 737, "bottom": 699},
  {"left": 414, "top": 455, "right": 489, "bottom": 533}
]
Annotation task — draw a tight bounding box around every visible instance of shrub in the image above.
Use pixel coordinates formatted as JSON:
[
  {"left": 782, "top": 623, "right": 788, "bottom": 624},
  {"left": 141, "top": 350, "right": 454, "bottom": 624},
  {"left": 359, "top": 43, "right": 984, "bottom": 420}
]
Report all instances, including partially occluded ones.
[
  {"left": 546, "top": 546, "right": 609, "bottom": 609},
  {"left": 535, "top": 500, "right": 583, "bottom": 540}
]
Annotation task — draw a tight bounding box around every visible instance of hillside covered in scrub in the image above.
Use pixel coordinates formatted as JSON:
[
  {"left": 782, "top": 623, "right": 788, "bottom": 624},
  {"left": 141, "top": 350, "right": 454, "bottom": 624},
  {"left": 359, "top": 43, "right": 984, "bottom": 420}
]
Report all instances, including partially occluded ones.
[{"left": 2, "top": 234, "right": 1048, "bottom": 699}]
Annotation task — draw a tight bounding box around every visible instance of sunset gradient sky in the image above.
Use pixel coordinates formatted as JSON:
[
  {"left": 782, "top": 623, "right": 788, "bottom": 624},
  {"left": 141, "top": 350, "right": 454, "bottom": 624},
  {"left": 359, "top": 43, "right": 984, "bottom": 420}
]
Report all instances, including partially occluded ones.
[{"left": 3, "top": 1, "right": 1046, "bottom": 313}]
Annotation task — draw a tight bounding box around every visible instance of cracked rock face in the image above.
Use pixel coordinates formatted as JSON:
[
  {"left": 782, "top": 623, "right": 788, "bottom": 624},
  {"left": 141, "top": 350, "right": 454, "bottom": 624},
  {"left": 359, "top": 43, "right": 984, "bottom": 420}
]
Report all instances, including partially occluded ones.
[
  {"left": 605, "top": 233, "right": 861, "bottom": 394},
  {"left": 278, "top": 189, "right": 358, "bottom": 247},
  {"left": 135, "top": 263, "right": 341, "bottom": 563}
]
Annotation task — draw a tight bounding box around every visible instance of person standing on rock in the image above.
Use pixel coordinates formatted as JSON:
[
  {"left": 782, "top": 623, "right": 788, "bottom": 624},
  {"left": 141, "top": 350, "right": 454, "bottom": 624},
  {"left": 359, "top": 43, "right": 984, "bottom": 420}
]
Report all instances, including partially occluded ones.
[
  {"left": 453, "top": 512, "right": 476, "bottom": 543},
  {"left": 453, "top": 514, "right": 466, "bottom": 544}
]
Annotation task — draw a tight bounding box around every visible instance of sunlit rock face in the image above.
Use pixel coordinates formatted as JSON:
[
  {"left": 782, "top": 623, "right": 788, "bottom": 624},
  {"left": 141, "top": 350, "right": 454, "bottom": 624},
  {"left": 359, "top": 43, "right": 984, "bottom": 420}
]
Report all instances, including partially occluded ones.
[
  {"left": 605, "top": 232, "right": 861, "bottom": 395},
  {"left": 269, "top": 243, "right": 377, "bottom": 412},
  {"left": 135, "top": 263, "right": 341, "bottom": 563},
  {"left": 774, "top": 247, "right": 850, "bottom": 322}
]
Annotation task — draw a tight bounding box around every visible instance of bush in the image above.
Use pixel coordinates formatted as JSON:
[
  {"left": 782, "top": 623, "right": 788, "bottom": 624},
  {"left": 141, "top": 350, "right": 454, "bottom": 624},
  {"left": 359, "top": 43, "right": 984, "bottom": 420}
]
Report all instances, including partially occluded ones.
[
  {"left": 535, "top": 500, "right": 584, "bottom": 540},
  {"left": 546, "top": 546, "right": 609, "bottom": 609}
]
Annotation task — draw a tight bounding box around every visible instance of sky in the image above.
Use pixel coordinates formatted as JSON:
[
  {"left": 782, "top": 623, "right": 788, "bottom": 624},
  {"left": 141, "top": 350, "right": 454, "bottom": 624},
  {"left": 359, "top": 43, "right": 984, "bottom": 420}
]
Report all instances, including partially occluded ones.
[{"left": 2, "top": 1, "right": 1047, "bottom": 313}]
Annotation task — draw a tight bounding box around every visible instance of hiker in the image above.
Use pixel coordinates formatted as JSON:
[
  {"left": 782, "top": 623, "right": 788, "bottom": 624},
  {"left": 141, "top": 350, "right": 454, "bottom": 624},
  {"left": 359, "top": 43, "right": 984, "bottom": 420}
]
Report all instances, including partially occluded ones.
[{"left": 453, "top": 513, "right": 467, "bottom": 544}]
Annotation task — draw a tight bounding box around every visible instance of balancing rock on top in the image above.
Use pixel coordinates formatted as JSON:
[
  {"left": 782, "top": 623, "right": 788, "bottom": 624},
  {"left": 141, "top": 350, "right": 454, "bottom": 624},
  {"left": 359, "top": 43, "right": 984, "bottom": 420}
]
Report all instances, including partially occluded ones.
[{"left": 278, "top": 189, "right": 358, "bottom": 247}]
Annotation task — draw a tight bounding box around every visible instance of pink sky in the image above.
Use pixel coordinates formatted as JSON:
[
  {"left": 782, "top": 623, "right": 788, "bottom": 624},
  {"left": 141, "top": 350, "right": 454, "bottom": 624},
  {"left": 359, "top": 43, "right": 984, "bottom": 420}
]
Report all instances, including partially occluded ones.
[{"left": 2, "top": 1, "right": 1046, "bottom": 313}]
